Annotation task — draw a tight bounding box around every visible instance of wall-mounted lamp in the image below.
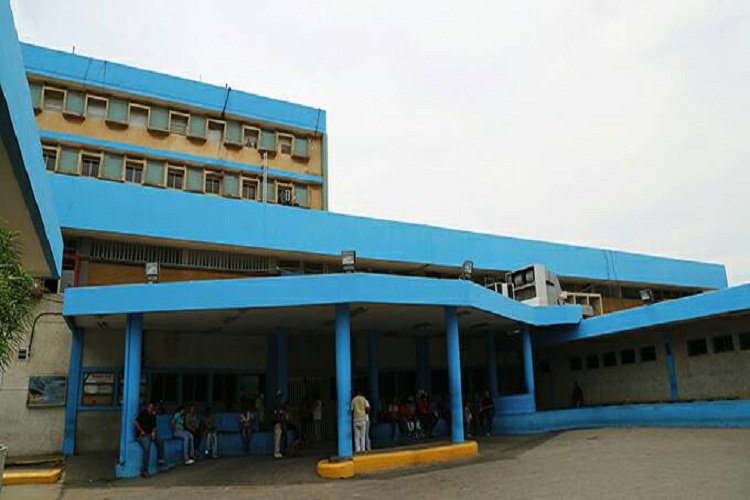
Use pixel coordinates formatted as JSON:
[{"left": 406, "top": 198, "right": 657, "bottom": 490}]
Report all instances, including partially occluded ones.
[
  {"left": 461, "top": 260, "right": 474, "bottom": 280},
  {"left": 341, "top": 250, "right": 357, "bottom": 273},
  {"left": 145, "top": 262, "right": 160, "bottom": 283}
]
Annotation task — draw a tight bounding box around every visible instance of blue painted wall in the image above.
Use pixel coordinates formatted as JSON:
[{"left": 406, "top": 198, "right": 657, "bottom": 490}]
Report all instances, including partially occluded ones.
[
  {"left": 542, "top": 283, "right": 750, "bottom": 345},
  {"left": 48, "top": 174, "right": 727, "bottom": 290},
  {"left": 494, "top": 400, "right": 750, "bottom": 435},
  {"left": 0, "top": 1, "right": 62, "bottom": 276},
  {"left": 22, "top": 43, "right": 326, "bottom": 133},
  {"left": 63, "top": 273, "right": 582, "bottom": 327}
]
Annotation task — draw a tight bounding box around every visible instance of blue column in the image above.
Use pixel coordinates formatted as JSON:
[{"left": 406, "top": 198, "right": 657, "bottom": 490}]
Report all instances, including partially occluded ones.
[
  {"left": 522, "top": 326, "right": 536, "bottom": 411},
  {"left": 265, "top": 327, "right": 289, "bottom": 416},
  {"left": 416, "top": 337, "right": 431, "bottom": 394},
  {"left": 63, "top": 328, "right": 84, "bottom": 456},
  {"left": 663, "top": 331, "right": 679, "bottom": 401},
  {"left": 335, "top": 304, "right": 353, "bottom": 458},
  {"left": 116, "top": 313, "right": 143, "bottom": 478},
  {"left": 485, "top": 332, "right": 499, "bottom": 398},
  {"left": 444, "top": 307, "right": 464, "bottom": 443},
  {"left": 367, "top": 331, "right": 380, "bottom": 420}
]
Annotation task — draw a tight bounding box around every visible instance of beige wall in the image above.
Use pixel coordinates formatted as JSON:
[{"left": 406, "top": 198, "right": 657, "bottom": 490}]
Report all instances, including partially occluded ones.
[{"left": 0, "top": 297, "right": 71, "bottom": 457}]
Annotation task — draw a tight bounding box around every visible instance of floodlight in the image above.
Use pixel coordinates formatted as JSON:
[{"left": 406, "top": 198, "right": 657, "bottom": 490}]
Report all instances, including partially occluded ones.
[
  {"left": 341, "top": 250, "right": 357, "bottom": 273},
  {"left": 461, "top": 260, "right": 474, "bottom": 280},
  {"left": 639, "top": 289, "right": 655, "bottom": 303},
  {"left": 145, "top": 262, "right": 160, "bottom": 283}
]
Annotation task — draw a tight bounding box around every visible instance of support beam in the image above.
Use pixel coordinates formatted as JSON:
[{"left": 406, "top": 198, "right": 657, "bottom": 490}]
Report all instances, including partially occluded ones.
[
  {"left": 62, "top": 327, "right": 83, "bottom": 456},
  {"left": 485, "top": 332, "right": 499, "bottom": 398},
  {"left": 335, "top": 304, "right": 353, "bottom": 459},
  {"left": 522, "top": 326, "right": 536, "bottom": 411},
  {"left": 116, "top": 313, "right": 143, "bottom": 478},
  {"left": 444, "top": 306, "right": 464, "bottom": 443},
  {"left": 416, "top": 337, "right": 431, "bottom": 394},
  {"left": 265, "top": 327, "right": 289, "bottom": 417},
  {"left": 367, "top": 331, "right": 380, "bottom": 420},
  {"left": 663, "top": 331, "right": 679, "bottom": 402}
]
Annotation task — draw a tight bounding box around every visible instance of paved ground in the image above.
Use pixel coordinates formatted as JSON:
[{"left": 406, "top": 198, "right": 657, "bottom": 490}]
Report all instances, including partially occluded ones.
[{"left": 4, "top": 428, "right": 750, "bottom": 499}]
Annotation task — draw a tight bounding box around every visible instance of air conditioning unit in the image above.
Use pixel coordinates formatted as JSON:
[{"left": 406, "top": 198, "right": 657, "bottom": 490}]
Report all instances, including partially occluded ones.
[
  {"left": 485, "top": 281, "right": 514, "bottom": 298},
  {"left": 506, "top": 264, "right": 562, "bottom": 307}
]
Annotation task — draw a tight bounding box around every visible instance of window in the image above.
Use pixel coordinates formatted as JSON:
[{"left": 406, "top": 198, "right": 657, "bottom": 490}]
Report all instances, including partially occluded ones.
[
  {"left": 243, "top": 127, "right": 260, "bottom": 149},
  {"left": 129, "top": 104, "right": 149, "bottom": 128},
  {"left": 687, "top": 338, "right": 708, "bottom": 357},
  {"left": 241, "top": 178, "right": 259, "bottom": 200},
  {"left": 620, "top": 349, "right": 636, "bottom": 365},
  {"left": 42, "top": 146, "right": 58, "bottom": 171},
  {"left": 277, "top": 183, "right": 294, "bottom": 205},
  {"left": 739, "top": 332, "right": 750, "bottom": 351},
  {"left": 212, "top": 374, "right": 238, "bottom": 411},
  {"left": 81, "top": 372, "right": 115, "bottom": 406},
  {"left": 205, "top": 172, "right": 222, "bottom": 194},
  {"left": 151, "top": 373, "right": 178, "bottom": 403},
  {"left": 166, "top": 167, "right": 185, "bottom": 189},
  {"left": 85, "top": 95, "right": 108, "bottom": 119},
  {"left": 640, "top": 346, "right": 657, "bottom": 362},
  {"left": 207, "top": 120, "right": 225, "bottom": 143},
  {"left": 602, "top": 351, "right": 617, "bottom": 367},
  {"left": 182, "top": 373, "right": 208, "bottom": 403},
  {"left": 169, "top": 112, "right": 189, "bottom": 135},
  {"left": 277, "top": 134, "right": 294, "bottom": 155},
  {"left": 117, "top": 373, "right": 147, "bottom": 406},
  {"left": 585, "top": 354, "right": 599, "bottom": 370},
  {"left": 124, "top": 160, "right": 144, "bottom": 184},
  {"left": 569, "top": 356, "right": 582, "bottom": 371},
  {"left": 712, "top": 334, "right": 734, "bottom": 354},
  {"left": 80, "top": 153, "right": 101, "bottom": 177},
  {"left": 43, "top": 87, "right": 65, "bottom": 111}
]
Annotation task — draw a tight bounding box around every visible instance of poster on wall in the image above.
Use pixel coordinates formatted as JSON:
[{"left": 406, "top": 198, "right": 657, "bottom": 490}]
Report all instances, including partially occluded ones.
[{"left": 27, "top": 375, "right": 67, "bottom": 407}]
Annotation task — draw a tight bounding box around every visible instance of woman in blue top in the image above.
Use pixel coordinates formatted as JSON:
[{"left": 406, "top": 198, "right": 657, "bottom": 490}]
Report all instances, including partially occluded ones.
[{"left": 172, "top": 406, "right": 195, "bottom": 465}]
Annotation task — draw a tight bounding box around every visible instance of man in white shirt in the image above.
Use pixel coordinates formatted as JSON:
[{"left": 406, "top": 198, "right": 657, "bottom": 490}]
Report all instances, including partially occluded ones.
[{"left": 351, "top": 390, "right": 370, "bottom": 453}]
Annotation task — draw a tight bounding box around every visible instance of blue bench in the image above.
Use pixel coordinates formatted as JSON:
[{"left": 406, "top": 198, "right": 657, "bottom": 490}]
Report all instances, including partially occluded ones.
[{"left": 134, "top": 413, "right": 294, "bottom": 475}]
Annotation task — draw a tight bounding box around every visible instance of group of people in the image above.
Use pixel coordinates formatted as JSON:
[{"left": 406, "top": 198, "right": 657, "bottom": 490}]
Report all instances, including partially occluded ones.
[
  {"left": 133, "top": 393, "right": 272, "bottom": 479},
  {"left": 381, "top": 390, "right": 444, "bottom": 441},
  {"left": 463, "top": 390, "right": 496, "bottom": 438}
]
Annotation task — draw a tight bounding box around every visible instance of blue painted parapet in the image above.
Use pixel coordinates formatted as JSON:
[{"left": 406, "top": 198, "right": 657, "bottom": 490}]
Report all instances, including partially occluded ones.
[
  {"left": 495, "top": 394, "right": 537, "bottom": 415},
  {"left": 494, "top": 400, "right": 750, "bottom": 435}
]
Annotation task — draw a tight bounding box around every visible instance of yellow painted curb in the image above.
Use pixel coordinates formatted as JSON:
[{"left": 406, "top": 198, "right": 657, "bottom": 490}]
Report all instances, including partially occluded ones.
[
  {"left": 3, "top": 467, "right": 63, "bottom": 485},
  {"left": 317, "top": 441, "right": 478, "bottom": 479}
]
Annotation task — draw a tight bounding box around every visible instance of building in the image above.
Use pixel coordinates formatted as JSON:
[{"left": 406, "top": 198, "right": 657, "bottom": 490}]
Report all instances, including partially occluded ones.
[{"left": 1, "top": 1, "right": 749, "bottom": 480}]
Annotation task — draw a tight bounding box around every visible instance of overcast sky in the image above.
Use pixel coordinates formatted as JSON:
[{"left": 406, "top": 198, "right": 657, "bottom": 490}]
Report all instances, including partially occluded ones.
[{"left": 11, "top": 1, "right": 750, "bottom": 284}]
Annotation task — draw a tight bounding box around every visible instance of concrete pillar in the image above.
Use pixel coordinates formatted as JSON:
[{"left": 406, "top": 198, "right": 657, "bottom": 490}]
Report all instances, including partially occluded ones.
[
  {"left": 663, "top": 331, "right": 679, "bottom": 401},
  {"left": 522, "top": 326, "right": 536, "bottom": 411},
  {"left": 116, "top": 313, "right": 143, "bottom": 478},
  {"left": 265, "top": 327, "right": 289, "bottom": 417},
  {"left": 62, "top": 327, "right": 83, "bottom": 456},
  {"left": 444, "top": 307, "right": 464, "bottom": 443},
  {"left": 335, "top": 304, "right": 353, "bottom": 459},
  {"left": 485, "top": 332, "right": 499, "bottom": 398},
  {"left": 367, "top": 331, "right": 380, "bottom": 420},
  {"left": 416, "top": 336, "right": 431, "bottom": 394}
]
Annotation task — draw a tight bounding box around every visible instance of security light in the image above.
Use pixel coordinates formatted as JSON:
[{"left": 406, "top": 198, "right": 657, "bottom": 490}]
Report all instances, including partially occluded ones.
[
  {"left": 461, "top": 260, "right": 474, "bottom": 280},
  {"left": 639, "top": 289, "right": 655, "bottom": 303},
  {"left": 341, "top": 251, "right": 356, "bottom": 273},
  {"left": 145, "top": 262, "right": 160, "bottom": 283}
]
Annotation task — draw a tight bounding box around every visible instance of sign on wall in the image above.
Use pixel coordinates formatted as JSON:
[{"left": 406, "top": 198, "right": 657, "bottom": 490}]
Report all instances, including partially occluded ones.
[{"left": 27, "top": 375, "right": 67, "bottom": 407}]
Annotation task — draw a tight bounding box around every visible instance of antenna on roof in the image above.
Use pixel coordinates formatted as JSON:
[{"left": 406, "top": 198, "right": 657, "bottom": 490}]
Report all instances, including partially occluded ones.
[
  {"left": 72, "top": 45, "right": 76, "bottom": 54},
  {"left": 221, "top": 84, "right": 231, "bottom": 119}
]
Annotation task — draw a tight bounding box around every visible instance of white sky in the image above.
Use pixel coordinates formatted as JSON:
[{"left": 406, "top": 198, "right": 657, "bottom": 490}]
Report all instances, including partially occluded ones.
[{"left": 11, "top": 0, "right": 750, "bottom": 284}]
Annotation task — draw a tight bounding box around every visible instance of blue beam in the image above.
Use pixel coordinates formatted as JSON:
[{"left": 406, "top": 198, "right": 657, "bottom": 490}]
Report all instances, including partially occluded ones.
[
  {"left": 62, "top": 328, "right": 83, "bottom": 456},
  {"left": 445, "top": 306, "right": 464, "bottom": 443},
  {"left": 486, "top": 332, "right": 499, "bottom": 398},
  {"left": 63, "top": 273, "right": 582, "bottom": 328},
  {"left": 416, "top": 337, "right": 431, "bottom": 394},
  {"left": 367, "top": 331, "right": 380, "bottom": 420},
  {"left": 276, "top": 327, "right": 289, "bottom": 402},
  {"left": 663, "top": 331, "right": 680, "bottom": 402},
  {"left": 116, "top": 313, "right": 143, "bottom": 478},
  {"left": 335, "top": 304, "right": 353, "bottom": 459},
  {"left": 522, "top": 326, "right": 536, "bottom": 411}
]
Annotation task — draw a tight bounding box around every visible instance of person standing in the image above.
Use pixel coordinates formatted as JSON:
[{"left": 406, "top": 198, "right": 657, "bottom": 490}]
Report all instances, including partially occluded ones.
[
  {"left": 134, "top": 401, "right": 162, "bottom": 478},
  {"left": 479, "top": 390, "right": 495, "bottom": 436},
  {"left": 351, "top": 390, "right": 370, "bottom": 453},
  {"left": 185, "top": 404, "right": 202, "bottom": 457},
  {"left": 203, "top": 407, "right": 218, "bottom": 458},
  {"left": 572, "top": 382, "right": 584, "bottom": 408},
  {"left": 272, "top": 390, "right": 287, "bottom": 459},
  {"left": 239, "top": 405, "right": 254, "bottom": 454},
  {"left": 172, "top": 406, "right": 195, "bottom": 465},
  {"left": 312, "top": 397, "right": 323, "bottom": 443}
]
